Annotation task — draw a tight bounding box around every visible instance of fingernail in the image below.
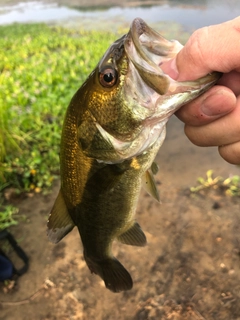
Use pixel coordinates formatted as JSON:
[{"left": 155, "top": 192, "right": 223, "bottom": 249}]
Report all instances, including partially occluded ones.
[
  {"left": 201, "top": 90, "right": 232, "bottom": 117},
  {"left": 161, "top": 58, "right": 179, "bottom": 80},
  {"left": 201, "top": 95, "right": 216, "bottom": 116}
]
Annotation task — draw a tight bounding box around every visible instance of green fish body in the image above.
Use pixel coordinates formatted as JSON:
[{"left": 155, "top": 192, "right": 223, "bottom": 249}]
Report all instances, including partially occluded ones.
[{"left": 48, "top": 18, "right": 220, "bottom": 292}]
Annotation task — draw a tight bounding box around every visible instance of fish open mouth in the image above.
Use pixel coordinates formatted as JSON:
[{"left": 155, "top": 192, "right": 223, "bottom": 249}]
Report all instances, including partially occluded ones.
[{"left": 125, "top": 18, "right": 221, "bottom": 96}]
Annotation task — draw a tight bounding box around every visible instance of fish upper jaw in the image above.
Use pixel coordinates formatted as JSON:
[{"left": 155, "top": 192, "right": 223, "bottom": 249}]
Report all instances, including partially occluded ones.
[{"left": 125, "top": 18, "right": 221, "bottom": 100}]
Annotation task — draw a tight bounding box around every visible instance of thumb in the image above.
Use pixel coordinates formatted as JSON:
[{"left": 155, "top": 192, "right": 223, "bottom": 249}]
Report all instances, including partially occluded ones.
[{"left": 174, "top": 17, "right": 240, "bottom": 81}]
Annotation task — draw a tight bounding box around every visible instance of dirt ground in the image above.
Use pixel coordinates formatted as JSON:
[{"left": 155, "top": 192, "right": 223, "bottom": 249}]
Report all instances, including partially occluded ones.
[{"left": 0, "top": 116, "right": 240, "bottom": 320}]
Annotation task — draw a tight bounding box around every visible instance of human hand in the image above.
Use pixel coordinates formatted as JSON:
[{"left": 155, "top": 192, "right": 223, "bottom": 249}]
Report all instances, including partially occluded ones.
[{"left": 167, "top": 17, "right": 240, "bottom": 164}]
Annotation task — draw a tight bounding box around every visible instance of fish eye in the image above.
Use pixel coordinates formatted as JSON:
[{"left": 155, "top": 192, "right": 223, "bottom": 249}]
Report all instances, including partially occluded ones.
[{"left": 99, "top": 68, "right": 118, "bottom": 88}]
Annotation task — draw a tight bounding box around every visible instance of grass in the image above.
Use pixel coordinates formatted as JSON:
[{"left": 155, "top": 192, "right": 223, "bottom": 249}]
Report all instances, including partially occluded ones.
[{"left": 0, "top": 23, "right": 117, "bottom": 193}]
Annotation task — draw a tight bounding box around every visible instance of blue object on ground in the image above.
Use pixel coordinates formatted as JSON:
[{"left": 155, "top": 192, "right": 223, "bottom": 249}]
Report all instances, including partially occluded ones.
[{"left": 0, "top": 254, "right": 13, "bottom": 281}]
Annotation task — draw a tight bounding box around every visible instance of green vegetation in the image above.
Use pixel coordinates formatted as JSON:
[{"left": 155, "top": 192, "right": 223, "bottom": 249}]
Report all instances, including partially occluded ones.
[
  {"left": 190, "top": 170, "right": 240, "bottom": 197},
  {"left": 0, "top": 204, "right": 19, "bottom": 230},
  {"left": 0, "top": 23, "right": 117, "bottom": 193}
]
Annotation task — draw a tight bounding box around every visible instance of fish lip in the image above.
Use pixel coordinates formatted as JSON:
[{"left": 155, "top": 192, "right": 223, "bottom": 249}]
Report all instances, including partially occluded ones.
[
  {"left": 128, "top": 18, "right": 183, "bottom": 65},
  {"left": 128, "top": 17, "right": 176, "bottom": 59},
  {"left": 130, "top": 18, "right": 147, "bottom": 37},
  {"left": 124, "top": 18, "right": 171, "bottom": 95}
]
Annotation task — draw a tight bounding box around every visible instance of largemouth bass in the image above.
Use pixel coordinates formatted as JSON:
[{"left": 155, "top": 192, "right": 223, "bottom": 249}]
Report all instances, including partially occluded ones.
[{"left": 48, "top": 18, "right": 220, "bottom": 292}]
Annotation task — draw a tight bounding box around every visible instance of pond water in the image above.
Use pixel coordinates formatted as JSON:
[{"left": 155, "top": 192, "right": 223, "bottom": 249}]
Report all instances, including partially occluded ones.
[{"left": 0, "top": 0, "right": 240, "bottom": 31}]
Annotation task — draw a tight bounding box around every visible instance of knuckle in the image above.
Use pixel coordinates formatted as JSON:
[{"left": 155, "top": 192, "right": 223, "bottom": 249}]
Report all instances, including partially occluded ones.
[
  {"left": 185, "top": 27, "right": 209, "bottom": 69},
  {"left": 184, "top": 125, "right": 205, "bottom": 146}
]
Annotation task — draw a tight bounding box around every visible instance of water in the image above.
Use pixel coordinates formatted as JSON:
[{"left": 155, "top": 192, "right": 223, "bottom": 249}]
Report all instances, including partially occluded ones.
[{"left": 0, "top": 0, "right": 240, "bottom": 31}]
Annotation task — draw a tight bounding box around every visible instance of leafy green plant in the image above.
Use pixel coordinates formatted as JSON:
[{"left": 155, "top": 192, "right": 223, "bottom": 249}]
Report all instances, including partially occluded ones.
[
  {"left": 190, "top": 170, "right": 240, "bottom": 196},
  {"left": 222, "top": 175, "right": 240, "bottom": 197},
  {"left": 0, "top": 204, "right": 19, "bottom": 230},
  {"left": 0, "top": 23, "right": 117, "bottom": 192}
]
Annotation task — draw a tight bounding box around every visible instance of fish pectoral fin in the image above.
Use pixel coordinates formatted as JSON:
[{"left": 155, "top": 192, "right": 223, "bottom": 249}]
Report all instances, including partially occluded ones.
[
  {"left": 151, "top": 161, "right": 159, "bottom": 175},
  {"left": 117, "top": 222, "right": 147, "bottom": 247},
  {"left": 47, "top": 189, "right": 75, "bottom": 244},
  {"left": 142, "top": 169, "right": 160, "bottom": 202}
]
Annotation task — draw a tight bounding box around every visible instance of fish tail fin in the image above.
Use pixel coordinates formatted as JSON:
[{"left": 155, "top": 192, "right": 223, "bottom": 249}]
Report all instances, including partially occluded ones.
[{"left": 84, "top": 253, "right": 133, "bottom": 293}]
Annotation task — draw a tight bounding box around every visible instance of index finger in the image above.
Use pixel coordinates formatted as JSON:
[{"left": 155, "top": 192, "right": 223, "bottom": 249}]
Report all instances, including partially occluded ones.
[{"left": 176, "top": 16, "right": 240, "bottom": 81}]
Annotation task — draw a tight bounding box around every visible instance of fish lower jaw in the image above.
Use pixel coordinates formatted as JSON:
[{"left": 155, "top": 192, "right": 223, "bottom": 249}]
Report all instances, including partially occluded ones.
[{"left": 95, "top": 122, "right": 167, "bottom": 164}]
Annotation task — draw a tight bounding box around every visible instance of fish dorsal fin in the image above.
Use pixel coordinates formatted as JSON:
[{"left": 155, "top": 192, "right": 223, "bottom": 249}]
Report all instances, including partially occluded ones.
[
  {"left": 142, "top": 169, "right": 160, "bottom": 202},
  {"left": 47, "top": 189, "right": 75, "bottom": 244},
  {"left": 117, "top": 222, "right": 147, "bottom": 247}
]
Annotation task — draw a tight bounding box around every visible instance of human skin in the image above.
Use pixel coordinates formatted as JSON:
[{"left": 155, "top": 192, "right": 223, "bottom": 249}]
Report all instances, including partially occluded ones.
[{"left": 164, "top": 17, "right": 240, "bottom": 165}]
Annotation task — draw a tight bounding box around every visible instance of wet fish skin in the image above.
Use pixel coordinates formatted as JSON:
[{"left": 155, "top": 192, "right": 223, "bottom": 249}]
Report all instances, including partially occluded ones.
[{"left": 47, "top": 18, "right": 221, "bottom": 292}]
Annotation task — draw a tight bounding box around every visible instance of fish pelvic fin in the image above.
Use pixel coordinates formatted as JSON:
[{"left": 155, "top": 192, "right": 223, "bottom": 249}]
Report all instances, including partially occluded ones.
[
  {"left": 117, "top": 222, "right": 147, "bottom": 247},
  {"left": 142, "top": 169, "right": 160, "bottom": 202},
  {"left": 84, "top": 254, "right": 133, "bottom": 293},
  {"left": 47, "top": 189, "right": 75, "bottom": 244}
]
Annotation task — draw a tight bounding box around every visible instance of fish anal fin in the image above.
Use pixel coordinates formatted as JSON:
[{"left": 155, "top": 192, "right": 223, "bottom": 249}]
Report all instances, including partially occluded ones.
[
  {"left": 142, "top": 169, "right": 160, "bottom": 202},
  {"left": 118, "top": 222, "right": 147, "bottom": 247},
  {"left": 47, "top": 189, "right": 75, "bottom": 244}
]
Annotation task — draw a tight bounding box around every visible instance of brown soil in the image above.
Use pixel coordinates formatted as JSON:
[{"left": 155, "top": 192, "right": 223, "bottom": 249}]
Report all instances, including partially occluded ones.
[{"left": 0, "top": 116, "right": 240, "bottom": 320}]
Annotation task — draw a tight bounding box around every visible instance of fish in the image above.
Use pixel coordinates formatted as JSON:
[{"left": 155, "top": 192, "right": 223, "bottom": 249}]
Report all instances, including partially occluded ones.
[{"left": 47, "top": 18, "right": 220, "bottom": 293}]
